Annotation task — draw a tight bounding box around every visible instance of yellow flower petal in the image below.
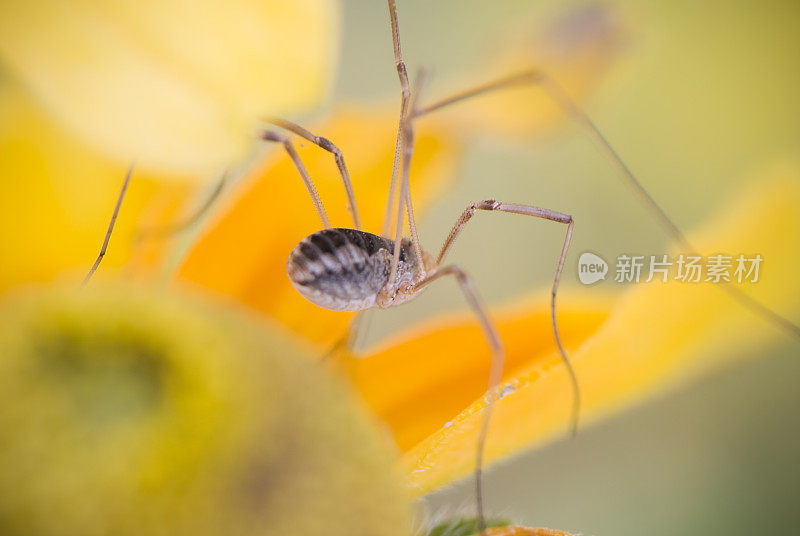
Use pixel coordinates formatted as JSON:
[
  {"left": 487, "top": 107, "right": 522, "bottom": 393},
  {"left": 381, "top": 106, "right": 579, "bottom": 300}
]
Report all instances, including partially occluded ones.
[
  {"left": 346, "top": 169, "right": 800, "bottom": 494},
  {"left": 175, "top": 106, "right": 460, "bottom": 345},
  {"left": 0, "top": 0, "right": 339, "bottom": 175},
  {"left": 0, "top": 83, "right": 191, "bottom": 293}
]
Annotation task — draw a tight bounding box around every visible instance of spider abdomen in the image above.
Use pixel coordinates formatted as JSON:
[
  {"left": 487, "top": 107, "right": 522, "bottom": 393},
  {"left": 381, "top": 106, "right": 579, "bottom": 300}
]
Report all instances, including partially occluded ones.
[{"left": 287, "top": 228, "right": 416, "bottom": 312}]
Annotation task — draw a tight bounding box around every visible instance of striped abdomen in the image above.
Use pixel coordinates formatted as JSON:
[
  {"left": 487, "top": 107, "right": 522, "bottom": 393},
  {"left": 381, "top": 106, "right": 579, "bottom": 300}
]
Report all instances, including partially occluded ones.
[{"left": 287, "top": 228, "right": 417, "bottom": 312}]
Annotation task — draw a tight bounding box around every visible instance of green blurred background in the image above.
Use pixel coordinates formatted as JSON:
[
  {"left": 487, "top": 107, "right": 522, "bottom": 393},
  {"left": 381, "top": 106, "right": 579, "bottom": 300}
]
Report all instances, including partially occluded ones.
[{"left": 335, "top": 0, "right": 800, "bottom": 534}]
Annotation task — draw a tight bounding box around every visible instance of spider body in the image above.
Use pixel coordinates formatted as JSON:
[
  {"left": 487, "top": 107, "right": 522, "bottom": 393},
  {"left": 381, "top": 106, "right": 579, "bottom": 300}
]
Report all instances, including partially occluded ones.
[{"left": 287, "top": 228, "right": 431, "bottom": 312}]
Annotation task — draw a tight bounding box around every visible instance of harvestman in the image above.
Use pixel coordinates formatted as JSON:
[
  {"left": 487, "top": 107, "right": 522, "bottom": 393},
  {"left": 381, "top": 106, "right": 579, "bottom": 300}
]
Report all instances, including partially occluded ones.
[
  {"left": 270, "top": 6, "right": 576, "bottom": 529},
  {"left": 83, "top": 0, "right": 800, "bottom": 532}
]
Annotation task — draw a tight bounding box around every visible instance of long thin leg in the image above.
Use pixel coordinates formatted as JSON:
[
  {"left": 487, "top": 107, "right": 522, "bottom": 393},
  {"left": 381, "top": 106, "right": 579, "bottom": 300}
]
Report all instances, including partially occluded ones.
[
  {"left": 260, "top": 130, "right": 330, "bottom": 228},
  {"left": 386, "top": 0, "right": 426, "bottom": 286},
  {"left": 402, "top": 69, "right": 432, "bottom": 273},
  {"left": 413, "top": 69, "right": 800, "bottom": 339},
  {"left": 266, "top": 118, "right": 362, "bottom": 230},
  {"left": 382, "top": 0, "right": 411, "bottom": 242},
  {"left": 81, "top": 164, "right": 134, "bottom": 286},
  {"left": 381, "top": 67, "right": 431, "bottom": 239},
  {"left": 437, "top": 200, "right": 579, "bottom": 437},
  {"left": 414, "top": 265, "right": 504, "bottom": 534},
  {"left": 398, "top": 117, "right": 426, "bottom": 272},
  {"left": 381, "top": 118, "right": 404, "bottom": 238}
]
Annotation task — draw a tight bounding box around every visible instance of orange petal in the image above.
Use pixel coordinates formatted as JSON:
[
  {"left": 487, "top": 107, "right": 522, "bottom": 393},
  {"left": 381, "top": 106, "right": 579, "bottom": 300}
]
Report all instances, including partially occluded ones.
[
  {"left": 346, "top": 168, "right": 800, "bottom": 494},
  {"left": 343, "top": 296, "right": 611, "bottom": 452},
  {"left": 175, "top": 106, "right": 460, "bottom": 346}
]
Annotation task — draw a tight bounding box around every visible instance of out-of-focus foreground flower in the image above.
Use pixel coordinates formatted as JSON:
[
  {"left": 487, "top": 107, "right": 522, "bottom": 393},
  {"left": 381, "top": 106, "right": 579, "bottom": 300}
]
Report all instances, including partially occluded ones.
[
  {"left": 0, "top": 0, "right": 338, "bottom": 175},
  {"left": 0, "top": 285, "right": 413, "bottom": 536},
  {"left": 0, "top": 0, "right": 338, "bottom": 294}
]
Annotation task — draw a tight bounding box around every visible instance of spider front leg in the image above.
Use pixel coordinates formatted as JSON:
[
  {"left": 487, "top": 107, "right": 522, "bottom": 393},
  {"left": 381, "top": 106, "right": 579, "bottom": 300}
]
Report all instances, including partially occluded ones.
[{"left": 436, "top": 200, "right": 580, "bottom": 437}]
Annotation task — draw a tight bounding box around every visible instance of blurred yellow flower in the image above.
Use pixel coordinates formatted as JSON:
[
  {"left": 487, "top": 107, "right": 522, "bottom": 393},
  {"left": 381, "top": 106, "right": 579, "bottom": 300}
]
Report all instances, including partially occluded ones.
[
  {"left": 0, "top": 85, "right": 190, "bottom": 293},
  {"left": 0, "top": 284, "right": 413, "bottom": 536},
  {"left": 0, "top": 0, "right": 339, "bottom": 294},
  {"left": 0, "top": 0, "right": 339, "bottom": 175}
]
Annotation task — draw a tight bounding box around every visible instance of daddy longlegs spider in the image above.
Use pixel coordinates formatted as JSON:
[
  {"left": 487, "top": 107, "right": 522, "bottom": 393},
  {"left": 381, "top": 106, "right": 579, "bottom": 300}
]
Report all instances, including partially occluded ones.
[{"left": 83, "top": 1, "right": 800, "bottom": 533}]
